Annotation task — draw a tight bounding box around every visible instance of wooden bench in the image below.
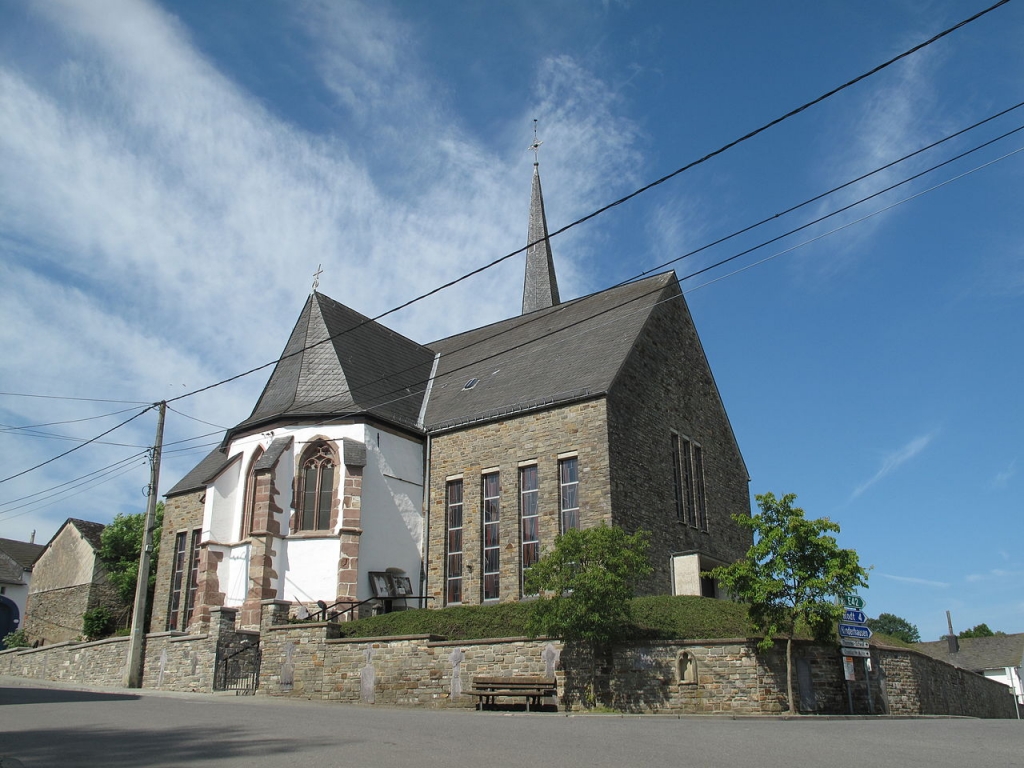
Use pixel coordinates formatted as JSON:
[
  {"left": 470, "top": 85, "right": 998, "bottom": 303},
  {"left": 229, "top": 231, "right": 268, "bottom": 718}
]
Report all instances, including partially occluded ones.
[{"left": 466, "top": 675, "right": 557, "bottom": 712}]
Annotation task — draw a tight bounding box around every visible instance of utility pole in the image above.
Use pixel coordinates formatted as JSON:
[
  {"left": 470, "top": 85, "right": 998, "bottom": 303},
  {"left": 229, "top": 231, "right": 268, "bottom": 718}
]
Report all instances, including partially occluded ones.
[{"left": 123, "top": 401, "right": 166, "bottom": 688}]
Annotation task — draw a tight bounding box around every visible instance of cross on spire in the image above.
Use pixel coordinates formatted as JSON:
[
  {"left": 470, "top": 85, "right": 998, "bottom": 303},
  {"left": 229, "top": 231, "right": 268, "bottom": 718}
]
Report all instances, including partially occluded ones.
[
  {"left": 528, "top": 118, "right": 542, "bottom": 166},
  {"left": 311, "top": 263, "right": 323, "bottom": 292}
]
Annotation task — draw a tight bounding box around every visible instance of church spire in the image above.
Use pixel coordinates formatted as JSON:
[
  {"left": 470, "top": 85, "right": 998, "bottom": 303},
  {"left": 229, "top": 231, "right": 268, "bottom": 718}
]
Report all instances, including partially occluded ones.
[{"left": 522, "top": 121, "right": 560, "bottom": 315}]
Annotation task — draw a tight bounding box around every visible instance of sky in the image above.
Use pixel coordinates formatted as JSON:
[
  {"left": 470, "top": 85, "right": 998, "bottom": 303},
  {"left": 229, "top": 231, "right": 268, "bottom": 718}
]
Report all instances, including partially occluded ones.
[{"left": 0, "top": 0, "right": 1021, "bottom": 643}]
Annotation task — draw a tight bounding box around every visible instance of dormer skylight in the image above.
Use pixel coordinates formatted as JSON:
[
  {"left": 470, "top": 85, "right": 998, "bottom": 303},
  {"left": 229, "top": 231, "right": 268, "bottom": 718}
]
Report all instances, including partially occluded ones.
[{"left": 463, "top": 378, "right": 479, "bottom": 391}]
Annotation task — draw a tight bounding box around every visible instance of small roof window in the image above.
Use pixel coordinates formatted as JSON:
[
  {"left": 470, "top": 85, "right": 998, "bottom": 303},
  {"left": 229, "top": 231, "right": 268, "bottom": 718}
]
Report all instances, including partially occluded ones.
[{"left": 463, "top": 378, "right": 479, "bottom": 391}]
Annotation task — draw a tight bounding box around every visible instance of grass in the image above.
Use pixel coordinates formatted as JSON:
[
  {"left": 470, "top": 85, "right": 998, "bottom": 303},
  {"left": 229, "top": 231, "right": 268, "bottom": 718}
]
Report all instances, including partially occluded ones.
[{"left": 333, "top": 595, "right": 756, "bottom": 642}]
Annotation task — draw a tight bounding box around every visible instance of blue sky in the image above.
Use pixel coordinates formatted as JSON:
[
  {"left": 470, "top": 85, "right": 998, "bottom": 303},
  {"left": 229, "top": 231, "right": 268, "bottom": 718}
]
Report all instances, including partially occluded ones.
[{"left": 1, "top": 0, "right": 1021, "bottom": 642}]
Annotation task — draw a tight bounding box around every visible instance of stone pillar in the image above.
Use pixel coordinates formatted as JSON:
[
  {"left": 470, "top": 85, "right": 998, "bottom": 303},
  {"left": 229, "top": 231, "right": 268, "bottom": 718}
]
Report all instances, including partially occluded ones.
[
  {"left": 208, "top": 606, "right": 238, "bottom": 645},
  {"left": 336, "top": 465, "right": 363, "bottom": 618},
  {"left": 191, "top": 545, "right": 225, "bottom": 633},
  {"left": 260, "top": 599, "right": 291, "bottom": 630},
  {"left": 240, "top": 469, "right": 283, "bottom": 629}
]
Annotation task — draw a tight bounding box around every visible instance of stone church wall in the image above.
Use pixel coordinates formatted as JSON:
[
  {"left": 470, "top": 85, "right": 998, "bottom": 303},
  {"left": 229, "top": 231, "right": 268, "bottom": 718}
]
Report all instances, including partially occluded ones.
[
  {"left": 606, "top": 283, "right": 752, "bottom": 595},
  {"left": 426, "top": 399, "right": 612, "bottom": 607},
  {"left": 151, "top": 489, "right": 205, "bottom": 632}
]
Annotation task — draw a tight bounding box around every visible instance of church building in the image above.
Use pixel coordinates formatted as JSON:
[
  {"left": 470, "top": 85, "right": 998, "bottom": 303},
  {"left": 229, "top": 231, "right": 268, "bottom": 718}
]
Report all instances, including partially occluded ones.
[{"left": 151, "top": 160, "right": 752, "bottom": 633}]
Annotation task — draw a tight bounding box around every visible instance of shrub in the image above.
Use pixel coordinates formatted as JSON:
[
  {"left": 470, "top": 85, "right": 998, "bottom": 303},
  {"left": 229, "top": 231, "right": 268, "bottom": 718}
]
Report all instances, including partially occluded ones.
[
  {"left": 2, "top": 629, "right": 31, "bottom": 649},
  {"left": 83, "top": 606, "right": 115, "bottom": 641}
]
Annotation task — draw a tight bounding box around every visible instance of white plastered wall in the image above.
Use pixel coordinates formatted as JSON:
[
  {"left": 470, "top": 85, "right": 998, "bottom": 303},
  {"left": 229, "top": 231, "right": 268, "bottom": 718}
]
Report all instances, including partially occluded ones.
[
  {"left": 202, "top": 423, "right": 426, "bottom": 609},
  {"left": 357, "top": 424, "right": 424, "bottom": 603}
]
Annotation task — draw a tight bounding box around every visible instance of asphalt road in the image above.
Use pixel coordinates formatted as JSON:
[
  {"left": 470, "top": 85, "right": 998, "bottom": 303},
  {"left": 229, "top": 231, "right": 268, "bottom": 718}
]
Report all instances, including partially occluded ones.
[{"left": 1, "top": 677, "right": 1021, "bottom": 768}]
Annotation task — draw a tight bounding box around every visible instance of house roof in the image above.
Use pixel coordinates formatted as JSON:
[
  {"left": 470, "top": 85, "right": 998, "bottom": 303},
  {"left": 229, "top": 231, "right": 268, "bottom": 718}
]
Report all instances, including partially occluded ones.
[
  {"left": 914, "top": 634, "right": 1024, "bottom": 672},
  {"left": 232, "top": 292, "right": 435, "bottom": 435},
  {"left": 422, "top": 272, "right": 677, "bottom": 431},
  {"left": 0, "top": 538, "right": 46, "bottom": 570},
  {"left": 67, "top": 519, "right": 106, "bottom": 551},
  {"left": 166, "top": 446, "right": 233, "bottom": 497}
]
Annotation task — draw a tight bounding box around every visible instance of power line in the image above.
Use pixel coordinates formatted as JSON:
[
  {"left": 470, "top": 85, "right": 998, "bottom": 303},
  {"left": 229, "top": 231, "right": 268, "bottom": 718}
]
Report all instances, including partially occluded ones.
[
  {"left": 0, "top": 406, "right": 153, "bottom": 485},
  {"left": 165, "top": 405, "right": 228, "bottom": 430},
  {"left": 1, "top": 4, "right": 1012, "bottom": 492},
  {"left": 684, "top": 144, "right": 1024, "bottom": 295},
  {"left": 0, "top": 458, "right": 147, "bottom": 522},
  {"left": 621, "top": 99, "right": 1024, "bottom": 286},
  {"left": 0, "top": 453, "right": 148, "bottom": 515},
  {"left": 0, "top": 404, "right": 148, "bottom": 431},
  {"left": 244, "top": 111, "right": 1024, "bottom": 425},
  {"left": 0, "top": 392, "right": 150, "bottom": 405},
  {"left": 161, "top": 2, "right": 1009, "bottom": 409}
]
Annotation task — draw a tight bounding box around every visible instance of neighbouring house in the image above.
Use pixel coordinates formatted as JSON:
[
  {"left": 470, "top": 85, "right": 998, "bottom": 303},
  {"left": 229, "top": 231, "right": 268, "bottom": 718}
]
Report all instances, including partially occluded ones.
[
  {"left": 915, "top": 633, "right": 1024, "bottom": 706},
  {"left": 0, "top": 537, "right": 45, "bottom": 647},
  {"left": 22, "top": 518, "right": 124, "bottom": 645},
  {"left": 152, "top": 160, "right": 752, "bottom": 634}
]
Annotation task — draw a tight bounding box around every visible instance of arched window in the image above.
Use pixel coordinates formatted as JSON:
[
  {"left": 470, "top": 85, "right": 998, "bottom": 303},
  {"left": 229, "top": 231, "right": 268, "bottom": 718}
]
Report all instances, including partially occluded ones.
[
  {"left": 240, "top": 446, "right": 264, "bottom": 539},
  {"left": 298, "top": 441, "right": 336, "bottom": 532}
]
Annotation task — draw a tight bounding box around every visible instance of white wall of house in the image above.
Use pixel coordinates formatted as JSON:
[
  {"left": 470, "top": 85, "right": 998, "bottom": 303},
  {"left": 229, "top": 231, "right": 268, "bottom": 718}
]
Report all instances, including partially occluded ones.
[
  {"left": 1, "top": 580, "right": 30, "bottom": 630},
  {"left": 983, "top": 666, "right": 1024, "bottom": 705},
  {"left": 279, "top": 538, "right": 341, "bottom": 604},
  {"left": 202, "top": 423, "right": 425, "bottom": 609},
  {"left": 357, "top": 425, "right": 424, "bottom": 602},
  {"left": 222, "top": 543, "right": 249, "bottom": 606},
  {"left": 205, "top": 455, "right": 241, "bottom": 543}
]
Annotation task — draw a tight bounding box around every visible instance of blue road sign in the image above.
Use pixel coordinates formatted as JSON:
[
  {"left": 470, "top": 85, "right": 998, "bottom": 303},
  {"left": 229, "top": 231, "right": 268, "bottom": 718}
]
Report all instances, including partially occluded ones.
[
  {"left": 839, "top": 623, "right": 872, "bottom": 639},
  {"left": 843, "top": 609, "right": 867, "bottom": 624}
]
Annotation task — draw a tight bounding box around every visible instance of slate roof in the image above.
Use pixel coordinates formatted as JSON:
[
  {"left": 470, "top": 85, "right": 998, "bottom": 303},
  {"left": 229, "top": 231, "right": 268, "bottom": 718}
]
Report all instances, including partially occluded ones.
[
  {"left": 914, "top": 634, "right": 1024, "bottom": 672},
  {"left": 522, "top": 163, "right": 560, "bottom": 314},
  {"left": 422, "top": 272, "right": 678, "bottom": 431},
  {"left": 168, "top": 271, "right": 685, "bottom": 491},
  {"left": 0, "top": 538, "right": 46, "bottom": 570},
  {"left": 233, "top": 292, "right": 436, "bottom": 435},
  {"left": 67, "top": 519, "right": 106, "bottom": 551},
  {"left": 166, "top": 446, "right": 234, "bottom": 497}
]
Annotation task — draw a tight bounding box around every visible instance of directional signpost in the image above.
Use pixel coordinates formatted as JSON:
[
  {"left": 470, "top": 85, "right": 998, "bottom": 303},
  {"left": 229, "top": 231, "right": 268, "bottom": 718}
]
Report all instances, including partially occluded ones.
[
  {"left": 839, "top": 623, "right": 872, "bottom": 639},
  {"left": 839, "top": 594, "right": 873, "bottom": 714}
]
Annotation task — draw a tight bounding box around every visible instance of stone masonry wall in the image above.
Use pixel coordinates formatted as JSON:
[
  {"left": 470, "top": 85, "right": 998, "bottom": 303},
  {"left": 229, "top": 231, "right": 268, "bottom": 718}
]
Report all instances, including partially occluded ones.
[
  {"left": 151, "top": 489, "right": 205, "bottom": 633},
  {"left": 426, "top": 399, "right": 611, "bottom": 607},
  {"left": 878, "top": 646, "right": 1017, "bottom": 718},
  {"left": 22, "top": 583, "right": 95, "bottom": 645},
  {"left": 606, "top": 281, "right": 752, "bottom": 595},
  {"left": 1, "top": 610, "right": 1015, "bottom": 718},
  {"left": 0, "top": 636, "right": 130, "bottom": 686},
  {"left": 141, "top": 607, "right": 259, "bottom": 693}
]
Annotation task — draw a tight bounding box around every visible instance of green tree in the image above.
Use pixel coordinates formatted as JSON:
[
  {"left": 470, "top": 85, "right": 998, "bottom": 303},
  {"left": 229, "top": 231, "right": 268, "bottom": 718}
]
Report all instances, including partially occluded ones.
[
  {"left": 525, "top": 524, "right": 652, "bottom": 707},
  {"left": 710, "top": 492, "right": 868, "bottom": 713},
  {"left": 959, "top": 623, "right": 999, "bottom": 638},
  {"left": 866, "top": 612, "right": 920, "bottom": 644},
  {"left": 99, "top": 503, "right": 163, "bottom": 626}
]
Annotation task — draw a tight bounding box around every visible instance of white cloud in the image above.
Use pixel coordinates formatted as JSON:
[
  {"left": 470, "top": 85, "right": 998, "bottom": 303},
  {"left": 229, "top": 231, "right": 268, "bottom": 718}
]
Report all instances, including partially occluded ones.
[
  {"left": 851, "top": 431, "right": 936, "bottom": 499},
  {"left": 878, "top": 573, "right": 949, "bottom": 589},
  {"left": 992, "top": 458, "right": 1017, "bottom": 489},
  {"left": 0, "top": 0, "right": 644, "bottom": 542}
]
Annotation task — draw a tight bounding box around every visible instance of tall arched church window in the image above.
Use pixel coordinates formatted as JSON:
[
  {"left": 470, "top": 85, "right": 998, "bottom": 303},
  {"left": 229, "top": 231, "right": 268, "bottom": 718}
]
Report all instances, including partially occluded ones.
[
  {"left": 298, "top": 442, "right": 336, "bottom": 531},
  {"left": 240, "top": 446, "right": 264, "bottom": 539}
]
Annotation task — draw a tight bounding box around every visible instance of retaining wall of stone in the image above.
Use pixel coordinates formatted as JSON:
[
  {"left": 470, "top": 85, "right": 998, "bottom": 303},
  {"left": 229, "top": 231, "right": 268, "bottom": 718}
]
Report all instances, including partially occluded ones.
[
  {"left": 1, "top": 604, "right": 1015, "bottom": 718},
  {"left": 0, "top": 635, "right": 129, "bottom": 686}
]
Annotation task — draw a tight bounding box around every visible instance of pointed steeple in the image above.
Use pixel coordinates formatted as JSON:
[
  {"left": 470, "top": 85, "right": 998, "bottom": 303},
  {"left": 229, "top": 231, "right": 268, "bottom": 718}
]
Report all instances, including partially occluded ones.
[{"left": 522, "top": 127, "right": 560, "bottom": 315}]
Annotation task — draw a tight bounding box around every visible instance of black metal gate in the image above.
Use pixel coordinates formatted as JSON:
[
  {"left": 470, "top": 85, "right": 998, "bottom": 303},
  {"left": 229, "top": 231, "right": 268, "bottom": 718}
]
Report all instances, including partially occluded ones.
[{"left": 214, "top": 643, "right": 261, "bottom": 695}]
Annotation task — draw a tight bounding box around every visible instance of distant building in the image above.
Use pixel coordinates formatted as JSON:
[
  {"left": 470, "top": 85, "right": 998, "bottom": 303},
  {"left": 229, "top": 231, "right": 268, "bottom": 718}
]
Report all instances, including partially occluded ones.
[
  {"left": 152, "top": 161, "right": 752, "bottom": 633},
  {"left": 22, "top": 519, "right": 124, "bottom": 645},
  {"left": 0, "top": 536, "right": 45, "bottom": 647},
  {"left": 915, "top": 633, "right": 1024, "bottom": 706}
]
